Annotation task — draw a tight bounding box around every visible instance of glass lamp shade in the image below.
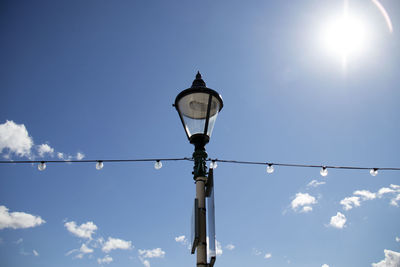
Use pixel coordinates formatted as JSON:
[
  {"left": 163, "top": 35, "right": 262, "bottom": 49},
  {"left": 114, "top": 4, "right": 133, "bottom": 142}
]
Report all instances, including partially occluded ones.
[{"left": 175, "top": 72, "right": 223, "bottom": 146}]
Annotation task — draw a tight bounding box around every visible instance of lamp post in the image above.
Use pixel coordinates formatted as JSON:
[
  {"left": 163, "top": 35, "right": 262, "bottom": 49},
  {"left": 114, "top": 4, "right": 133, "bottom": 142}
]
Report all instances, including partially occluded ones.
[{"left": 174, "top": 72, "right": 223, "bottom": 267}]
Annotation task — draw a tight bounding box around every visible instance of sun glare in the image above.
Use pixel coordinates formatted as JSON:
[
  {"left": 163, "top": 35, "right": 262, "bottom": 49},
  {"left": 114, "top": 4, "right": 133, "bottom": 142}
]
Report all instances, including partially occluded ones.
[
  {"left": 320, "top": 2, "right": 369, "bottom": 67},
  {"left": 324, "top": 17, "right": 366, "bottom": 57}
]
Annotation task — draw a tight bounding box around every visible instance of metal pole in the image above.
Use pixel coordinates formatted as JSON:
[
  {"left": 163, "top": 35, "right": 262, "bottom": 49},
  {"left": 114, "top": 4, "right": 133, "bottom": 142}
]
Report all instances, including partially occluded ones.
[{"left": 195, "top": 176, "right": 207, "bottom": 267}]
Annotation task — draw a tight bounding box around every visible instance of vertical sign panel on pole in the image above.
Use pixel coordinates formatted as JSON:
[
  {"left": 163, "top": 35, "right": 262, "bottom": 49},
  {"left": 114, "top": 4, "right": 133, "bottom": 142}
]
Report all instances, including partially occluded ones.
[{"left": 206, "top": 168, "right": 216, "bottom": 266}]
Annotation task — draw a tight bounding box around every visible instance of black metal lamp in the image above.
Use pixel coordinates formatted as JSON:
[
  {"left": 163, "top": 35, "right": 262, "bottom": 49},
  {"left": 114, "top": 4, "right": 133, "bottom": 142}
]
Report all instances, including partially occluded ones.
[
  {"left": 175, "top": 72, "right": 223, "bottom": 149},
  {"left": 174, "top": 72, "right": 223, "bottom": 177}
]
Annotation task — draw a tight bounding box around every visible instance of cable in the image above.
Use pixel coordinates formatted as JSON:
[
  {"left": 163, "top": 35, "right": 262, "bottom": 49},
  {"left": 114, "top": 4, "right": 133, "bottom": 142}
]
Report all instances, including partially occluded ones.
[
  {"left": 0, "top": 157, "right": 192, "bottom": 164},
  {"left": 209, "top": 159, "right": 400, "bottom": 171}
]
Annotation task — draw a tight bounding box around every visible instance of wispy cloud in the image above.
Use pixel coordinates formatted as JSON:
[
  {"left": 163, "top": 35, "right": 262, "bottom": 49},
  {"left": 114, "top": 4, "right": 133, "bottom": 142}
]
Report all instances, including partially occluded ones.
[
  {"left": 0, "top": 205, "right": 45, "bottom": 230},
  {"left": 307, "top": 180, "right": 326, "bottom": 188},
  {"left": 264, "top": 253, "right": 272, "bottom": 259},
  {"left": 291, "top": 192, "right": 317, "bottom": 213},
  {"left": 354, "top": 190, "right": 376, "bottom": 200},
  {"left": 391, "top": 194, "right": 400, "bottom": 207},
  {"left": 64, "top": 221, "right": 97, "bottom": 240},
  {"left": 377, "top": 187, "right": 395, "bottom": 197},
  {"left": 97, "top": 255, "right": 113, "bottom": 265},
  {"left": 329, "top": 212, "right": 346, "bottom": 229},
  {"left": 225, "top": 244, "right": 235, "bottom": 250},
  {"left": 252, "top": 248, "right": 262, "bottom": 256},
  {"left": 340, "top": 185, "right": 400, "bottom": 211},
  {"left": 33, "top": 250, "right": 39, "bottom": 257}
]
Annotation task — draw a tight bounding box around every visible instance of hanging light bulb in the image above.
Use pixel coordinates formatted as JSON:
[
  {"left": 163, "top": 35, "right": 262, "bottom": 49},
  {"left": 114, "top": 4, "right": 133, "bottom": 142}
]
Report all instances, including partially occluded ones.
[
  {"left": 370, "top": 168, "right": 378, "bottom": 176},
  {"left": 96, "top": 161, "right": 104, "bottom": 170},
  {"left": 154, "top": 160, "right": 162, "bottom": 170},
  {"left": 210, "top": 160, "right": 218, "bottom": 169},
  {"left": 38, "top": 161, "right": 46, "bottom": 171},
  {"left": 266, "top": 164, "right": 274, "bottom": 174},
  {"left": 320, "top": 166, "right": 328, "bottom": 177}
]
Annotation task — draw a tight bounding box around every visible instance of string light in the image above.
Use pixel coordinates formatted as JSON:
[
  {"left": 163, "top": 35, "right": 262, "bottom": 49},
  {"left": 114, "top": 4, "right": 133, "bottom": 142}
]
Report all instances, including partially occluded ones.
[
  {"left": 266, "top": 164, "right": 274, "bottom": 174},
  {"left": 38, "top": 162, "right": 46, "bottom": 171},
  {"left": 370, "top": 168, "right": 378, "bottom": 176},
  {"left": 320, "top": 166, "right": 328, "bottom": 177},
  {"left": 96, "top": 161, "right": 104, "bottom": 170},
  {"left": 210, "top": 160, "right": 217, "bottom": 169},
  {"left": 154, "top": 160, "right": 162, "bottom": 170},
  {"left": 1, "top": 158, "right": 399, "bottom": 176}
]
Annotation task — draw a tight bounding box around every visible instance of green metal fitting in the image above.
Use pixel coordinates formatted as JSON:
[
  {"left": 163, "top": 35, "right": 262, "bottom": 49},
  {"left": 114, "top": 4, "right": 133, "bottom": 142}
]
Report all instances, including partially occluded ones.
[{"left": 192, "top": 148, "right": 208, "bottom": 179}]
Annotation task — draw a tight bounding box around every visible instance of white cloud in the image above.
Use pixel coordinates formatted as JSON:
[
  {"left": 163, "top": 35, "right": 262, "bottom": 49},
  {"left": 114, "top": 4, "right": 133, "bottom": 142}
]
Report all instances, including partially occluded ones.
[
  {"left": 140, "top": 258, "right": 151, "bottom": 267},
  {"left": 80, "top": 243, "right": 93, "bottom": 254},
  {"left": 33, "top": 250, "right": 39, "bottom": 256},
  {"left": 390, "top": 194, "right": 400, "bottom": 207},
  {"left": 97, "top": 255, "right": 113, "bottom": 265},
  {"left": 378, "top": 187, "right": 395, "bottom": 197},
  {"left": 76, "top": 152, "right": 85, "bottom": 160},
  {"left": 340, "top": 196, "right": 361, "bottom": 210},
  {"left": 321, "top": 264, "right": 329, "bottom": 267},
  {"left": 216, "top": 240, "right": 222, "bottom": 256},
  {"left": 102, "top": 237, "right": 132, "bottom": 253},
  {"left": 175, "top": 235, "right": 187, "bottom": 244},
  {"left": 252, "top": 248, "right": 262, "bottom": 256},
  {"left": 302, "top": 206, "right": 313, "bottom": 212},
  {"left": 0, "top": 120, "right": 33, "bottom": 157},
  {"left": 0, "top": 120, "right": 85, "bottom": 161},
  {"left": 390, "top": 184, "right": 400, "bottom": 190},
  {"left": 307, "top": 180, "right": 326, "bottom": 188},
  {"left": 291, "top": 193, "right": 317, "bottom": 213},
  {"left": 395, "top": 237, "right": 399, "bottom": 242},
  {"left": 65, "top": 248, "right": 78, "bottom": 256},
  {"left": 37, "top": 144, "right": 54, "bottom": 157},
  {"left": 264, "top": 253, "right": 272, "bottom": 259},
  {"left": 0, "top": 205, "right": 45, "bottom": 230},
  {"left": 15, "top": 238, "right": 23, "bottom": 244},
  {"left": 354, "top": 190, "right": 376, "bottom": 200},
  {"left": 225, "top": 244, "right": 235, "bottom": 250},
  {"left": 341, "top": 186, "right": 400, "bottom": 211},
  {"left": 138, "top": 248, "right": 165, "bottom": 267},
  {"left": 329, "top": 212, "right": 346, "bottom": 229},
  {"left": 66, "top": 243, "right": 94, "bottom": 259},
  {"left": 64, "top": 221, "right": 97, "bottom": 240},
  {"left": 138, "top": 248, "right": 165, "bottom": 258},
  {"left": 372, "top": 249, "right": 400, "bottom": 267}
]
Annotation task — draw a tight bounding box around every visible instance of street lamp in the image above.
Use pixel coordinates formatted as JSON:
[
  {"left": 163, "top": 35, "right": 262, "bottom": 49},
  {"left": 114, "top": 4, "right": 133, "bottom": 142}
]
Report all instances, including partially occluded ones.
[
  {"left": 174, "top": 72, "right": 223, "bottom": 267},
  {"left": 175, "top": 71, "right": 223, "bottom": 176}
]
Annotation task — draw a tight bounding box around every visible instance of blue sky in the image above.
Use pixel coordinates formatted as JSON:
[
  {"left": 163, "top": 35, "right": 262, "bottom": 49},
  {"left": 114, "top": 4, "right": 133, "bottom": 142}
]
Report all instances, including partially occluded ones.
[{"left": 1, "top": 0, "right": 400, "bottom": 266}]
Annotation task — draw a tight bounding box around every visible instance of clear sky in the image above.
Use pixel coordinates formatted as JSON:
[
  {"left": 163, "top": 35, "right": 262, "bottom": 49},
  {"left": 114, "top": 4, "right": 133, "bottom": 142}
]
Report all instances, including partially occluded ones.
[{"left": 1, "top": 0, "right": 400, "bottom": 266}]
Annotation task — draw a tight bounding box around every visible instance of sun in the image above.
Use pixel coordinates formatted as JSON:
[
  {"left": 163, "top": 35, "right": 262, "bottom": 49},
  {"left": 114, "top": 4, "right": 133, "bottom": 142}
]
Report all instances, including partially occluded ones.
[
  {"left": 320, "top": 2, "right": 368, "bottom": 67},
  {"left": 324, "top": 16, "right": 366, "bottom": 57}
]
